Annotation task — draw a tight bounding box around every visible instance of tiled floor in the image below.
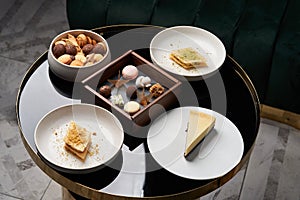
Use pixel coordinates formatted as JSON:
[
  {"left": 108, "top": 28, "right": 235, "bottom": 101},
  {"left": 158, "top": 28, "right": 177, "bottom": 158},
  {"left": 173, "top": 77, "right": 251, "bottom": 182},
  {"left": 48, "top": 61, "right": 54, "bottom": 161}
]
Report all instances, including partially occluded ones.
[
  {"left": 200, "top": 118, "right": 300, "bottom": 200},
  {"left": 0, "top": 0, "right": 299, "bottom": 199}
]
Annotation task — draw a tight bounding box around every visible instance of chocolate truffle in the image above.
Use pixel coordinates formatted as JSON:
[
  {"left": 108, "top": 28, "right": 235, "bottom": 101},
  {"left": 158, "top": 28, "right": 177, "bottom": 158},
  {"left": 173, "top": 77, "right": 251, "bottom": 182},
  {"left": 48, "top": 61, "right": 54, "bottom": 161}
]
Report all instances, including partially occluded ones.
[
  {"left": 90, "top": 42, "right": 106, "bottom": 55},
  {"left": 53, "top": 44, "right": 66, "bottom": 58},
  {"left": 99, "top": 85, "right": 111, "bottom": 98},
  {"left": 82, "top": 44, "right": 94, "bottom": 55},
  {"left": 126, "top": 86, "right": 137, "bottom": 100},
  {"left": 65, "top": 43, "right": 77, "bottom": 56},
  {"left": 135, "top": 76, "right": 151, "bottom": 88}
]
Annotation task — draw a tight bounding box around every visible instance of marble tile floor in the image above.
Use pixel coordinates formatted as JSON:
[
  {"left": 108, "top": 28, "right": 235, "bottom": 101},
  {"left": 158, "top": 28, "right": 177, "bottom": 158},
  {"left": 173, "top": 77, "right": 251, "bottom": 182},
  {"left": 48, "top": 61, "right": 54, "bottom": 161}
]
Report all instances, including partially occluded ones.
[{"left": 0, "top": 0, "right": 299, "bottom": 199}]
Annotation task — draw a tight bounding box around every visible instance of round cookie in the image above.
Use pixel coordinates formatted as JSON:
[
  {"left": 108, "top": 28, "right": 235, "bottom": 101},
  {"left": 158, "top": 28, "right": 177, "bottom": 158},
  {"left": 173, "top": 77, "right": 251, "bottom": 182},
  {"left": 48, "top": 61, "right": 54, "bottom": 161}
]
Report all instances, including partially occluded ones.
[
  {"left": 124, "top": 101, "right": 140, "bottom": 115},
  {"left": 122, "top": 65, "right": 138, "bottom": 80}
]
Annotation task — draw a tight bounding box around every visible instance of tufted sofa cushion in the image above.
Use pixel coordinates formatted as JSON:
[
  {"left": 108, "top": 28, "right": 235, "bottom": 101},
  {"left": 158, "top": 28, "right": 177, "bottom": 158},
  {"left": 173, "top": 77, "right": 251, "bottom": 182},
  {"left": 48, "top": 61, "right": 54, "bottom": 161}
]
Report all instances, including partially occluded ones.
[
  {"left": 265, "top": 0, "right": 300, "bottom": 113},
  {"left": 66, "top": 0, "right": 300, "bottom": 114}
]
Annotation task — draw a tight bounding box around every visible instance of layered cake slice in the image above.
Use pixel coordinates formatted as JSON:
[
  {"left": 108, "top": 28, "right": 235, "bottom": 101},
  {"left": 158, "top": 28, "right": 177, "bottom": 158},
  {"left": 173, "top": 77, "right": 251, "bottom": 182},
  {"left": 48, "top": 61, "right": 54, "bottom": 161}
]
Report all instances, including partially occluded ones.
[
  {"left": 170, "top": 47, "right": 207, "bottom": 69},
  {"left": 184, "top": 110, "right": 216, "bottom": 157},
  {"left": 64, "top": 121, "right": 91, "bottom": 161}
]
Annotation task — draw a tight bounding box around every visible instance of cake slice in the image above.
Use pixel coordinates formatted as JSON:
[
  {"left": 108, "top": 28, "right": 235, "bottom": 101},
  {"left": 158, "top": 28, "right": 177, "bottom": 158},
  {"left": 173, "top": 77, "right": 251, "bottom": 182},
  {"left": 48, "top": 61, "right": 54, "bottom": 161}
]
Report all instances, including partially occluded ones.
[
  {"left": 64, "top": 142, "right": 90, "bottom": 160},
  {"left": 170, "top": 47, "right": 207, "bottom": 69},
  {"left": 64, "top": 121, "right": 91, "bottom": 161},
  {"left": 184, "top": 110, "right": 216, "bottom": 157}
]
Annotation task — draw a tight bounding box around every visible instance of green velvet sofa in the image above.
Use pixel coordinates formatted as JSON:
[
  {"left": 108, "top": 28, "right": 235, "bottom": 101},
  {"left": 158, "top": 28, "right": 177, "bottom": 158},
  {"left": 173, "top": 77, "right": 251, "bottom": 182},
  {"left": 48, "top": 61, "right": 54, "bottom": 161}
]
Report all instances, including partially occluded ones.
[{"left": 66, "top": 0, "right": 300, "bottom": 125}]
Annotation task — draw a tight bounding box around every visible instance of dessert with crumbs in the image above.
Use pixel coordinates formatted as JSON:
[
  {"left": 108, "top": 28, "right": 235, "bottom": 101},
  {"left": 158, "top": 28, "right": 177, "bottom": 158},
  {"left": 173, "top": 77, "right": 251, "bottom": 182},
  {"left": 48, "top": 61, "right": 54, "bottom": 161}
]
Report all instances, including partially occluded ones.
[
  {"left": 64, "top": 121, "right": 91, "bottom": 161},
  {"left": 170, "top": 47, "right": 207, "bottom": 69}
]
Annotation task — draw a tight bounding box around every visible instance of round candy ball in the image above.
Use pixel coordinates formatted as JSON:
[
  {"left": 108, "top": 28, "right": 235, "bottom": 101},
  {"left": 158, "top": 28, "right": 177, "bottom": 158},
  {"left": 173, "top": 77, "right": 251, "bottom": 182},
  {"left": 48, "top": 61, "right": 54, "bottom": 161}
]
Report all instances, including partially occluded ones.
[
  {"left": 122, "top": 65, "right": 138, "bottom": 80},
  {"left": 99, "top": 85, "right": 111, "bottom": 98}
]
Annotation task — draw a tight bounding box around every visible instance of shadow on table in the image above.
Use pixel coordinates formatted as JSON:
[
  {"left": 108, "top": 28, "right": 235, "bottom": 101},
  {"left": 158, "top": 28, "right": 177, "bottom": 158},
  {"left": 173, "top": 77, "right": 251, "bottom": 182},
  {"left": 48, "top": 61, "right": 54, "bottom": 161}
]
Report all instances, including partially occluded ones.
[
  {"left": 62, "top": 150, "right": 123, "bottom": 189},
  {"left": 38, "top": 149, "right": 123, "bottom": 200}
]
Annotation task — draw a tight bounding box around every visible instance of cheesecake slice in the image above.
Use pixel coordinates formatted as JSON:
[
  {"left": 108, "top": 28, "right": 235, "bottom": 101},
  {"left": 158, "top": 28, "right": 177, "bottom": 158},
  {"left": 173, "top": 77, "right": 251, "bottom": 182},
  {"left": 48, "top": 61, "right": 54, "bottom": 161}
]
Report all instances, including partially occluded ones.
[
  {"left": 184, "top": 110, "right": 216, "bottom": 157},
  {"left": 64, "top": 121, "right": 91, "bottom": 161},
  {"left": 170, "top": 47, "right": 207, "bottom": 69}
]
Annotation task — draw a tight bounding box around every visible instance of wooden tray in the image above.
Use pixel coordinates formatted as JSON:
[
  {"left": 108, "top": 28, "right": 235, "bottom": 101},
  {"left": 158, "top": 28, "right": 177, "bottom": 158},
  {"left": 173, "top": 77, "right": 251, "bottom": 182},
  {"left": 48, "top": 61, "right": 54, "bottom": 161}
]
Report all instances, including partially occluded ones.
[{"left": 82, "top": 50, "right": 181, "bottom": 133}]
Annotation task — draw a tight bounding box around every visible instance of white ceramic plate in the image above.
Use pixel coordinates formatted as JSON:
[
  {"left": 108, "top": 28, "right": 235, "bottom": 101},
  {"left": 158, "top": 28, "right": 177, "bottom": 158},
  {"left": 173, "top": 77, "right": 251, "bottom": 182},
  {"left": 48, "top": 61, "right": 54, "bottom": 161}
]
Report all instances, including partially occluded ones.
[
  {"left": 147, "top": 106, "right": 243, "bottom": 180},
  {"left": 150, "top": 26, "right": 226, "bottom": 78},
  {"left": 34, "top": 103, "right": 124, "bottom": 174}
]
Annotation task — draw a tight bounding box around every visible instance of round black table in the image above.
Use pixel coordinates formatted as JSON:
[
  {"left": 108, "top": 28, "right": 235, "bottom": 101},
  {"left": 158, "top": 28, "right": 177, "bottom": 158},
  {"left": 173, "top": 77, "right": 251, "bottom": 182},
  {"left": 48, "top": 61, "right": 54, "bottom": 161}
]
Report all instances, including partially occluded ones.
[{"left": 16, "top": 24, "right": 260, "bottom": 200}]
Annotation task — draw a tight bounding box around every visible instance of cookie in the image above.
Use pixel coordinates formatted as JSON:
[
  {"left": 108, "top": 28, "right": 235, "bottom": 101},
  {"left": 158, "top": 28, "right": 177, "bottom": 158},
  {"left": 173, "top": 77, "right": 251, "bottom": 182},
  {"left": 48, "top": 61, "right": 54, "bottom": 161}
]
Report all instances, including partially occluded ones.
[{"left": 124, "top": 101, "right": 140, "bottom": 115}]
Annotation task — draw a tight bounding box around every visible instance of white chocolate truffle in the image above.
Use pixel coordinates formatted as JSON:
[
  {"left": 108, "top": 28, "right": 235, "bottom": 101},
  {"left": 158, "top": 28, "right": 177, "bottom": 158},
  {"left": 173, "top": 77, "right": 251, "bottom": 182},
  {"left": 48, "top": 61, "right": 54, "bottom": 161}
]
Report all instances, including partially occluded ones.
[
  {"left": 135, "top": 76, "right": 151, "bottom": 88},
  {"left": 122, "top": 65, "right": 138, "bottom": 80},
  {"left": 142, "top": 76, "right": 151, "bottom": 87}
]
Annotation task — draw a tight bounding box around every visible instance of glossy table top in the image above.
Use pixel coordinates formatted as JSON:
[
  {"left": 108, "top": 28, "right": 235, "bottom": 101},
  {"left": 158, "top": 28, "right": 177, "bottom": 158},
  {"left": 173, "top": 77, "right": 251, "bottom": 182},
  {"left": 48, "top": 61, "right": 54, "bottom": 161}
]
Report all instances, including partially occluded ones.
[{"left": 16, "top": 24, "right": 260, "bottom": 199}]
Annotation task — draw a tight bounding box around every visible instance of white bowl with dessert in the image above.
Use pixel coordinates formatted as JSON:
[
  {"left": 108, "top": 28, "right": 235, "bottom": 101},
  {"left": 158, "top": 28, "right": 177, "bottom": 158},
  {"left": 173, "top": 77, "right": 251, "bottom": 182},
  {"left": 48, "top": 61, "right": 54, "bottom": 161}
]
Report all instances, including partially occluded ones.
[
  {"left": 34, "top": 103, "right": 124, "bottom": 174},
  {"left": 150, "top": 26, "right": 226, "bottom": 79},
  {"left": 48, "top": 29, "right": 111, "bottom": 82},
  {"left": 147, "top": 106, "right": 244, "bottom": 180}
]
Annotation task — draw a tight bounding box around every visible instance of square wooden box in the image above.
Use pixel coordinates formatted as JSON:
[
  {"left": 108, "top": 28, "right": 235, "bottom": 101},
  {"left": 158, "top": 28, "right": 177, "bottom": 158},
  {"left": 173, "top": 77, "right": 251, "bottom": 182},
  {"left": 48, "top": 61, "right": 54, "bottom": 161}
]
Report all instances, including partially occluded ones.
[{"left": 82, "top": 50, "right": 181, "bottom": 133}]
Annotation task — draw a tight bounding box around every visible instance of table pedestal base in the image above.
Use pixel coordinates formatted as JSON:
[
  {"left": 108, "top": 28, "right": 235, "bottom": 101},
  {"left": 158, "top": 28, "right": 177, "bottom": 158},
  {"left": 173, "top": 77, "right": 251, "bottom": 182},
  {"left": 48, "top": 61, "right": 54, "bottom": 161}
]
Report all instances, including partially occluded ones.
[{"left": 62, "top": 187, "right": 77, "bottom": 200}]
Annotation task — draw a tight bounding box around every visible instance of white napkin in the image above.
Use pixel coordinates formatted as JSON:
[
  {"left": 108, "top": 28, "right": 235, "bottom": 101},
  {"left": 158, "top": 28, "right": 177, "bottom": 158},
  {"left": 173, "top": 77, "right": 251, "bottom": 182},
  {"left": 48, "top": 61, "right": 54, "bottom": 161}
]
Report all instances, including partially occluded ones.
[{"left": 100, "top": 144, "right": 146, "bottom": 197}]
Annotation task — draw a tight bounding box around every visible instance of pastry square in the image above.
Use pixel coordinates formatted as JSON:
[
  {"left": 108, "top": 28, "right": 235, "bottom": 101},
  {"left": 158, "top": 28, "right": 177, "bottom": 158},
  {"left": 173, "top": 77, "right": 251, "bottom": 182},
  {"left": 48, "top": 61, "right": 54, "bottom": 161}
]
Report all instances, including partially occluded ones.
[{"left": 170, "top": 47, "right": 207, "bottom": 69}]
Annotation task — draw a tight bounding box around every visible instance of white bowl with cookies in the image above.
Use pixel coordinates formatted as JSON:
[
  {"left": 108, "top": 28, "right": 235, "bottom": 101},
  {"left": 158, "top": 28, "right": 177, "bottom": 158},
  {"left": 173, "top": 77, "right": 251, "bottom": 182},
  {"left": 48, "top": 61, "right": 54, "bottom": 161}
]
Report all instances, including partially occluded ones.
[{"left": 48, "top": 29, "right": 111, "bottom": 82}]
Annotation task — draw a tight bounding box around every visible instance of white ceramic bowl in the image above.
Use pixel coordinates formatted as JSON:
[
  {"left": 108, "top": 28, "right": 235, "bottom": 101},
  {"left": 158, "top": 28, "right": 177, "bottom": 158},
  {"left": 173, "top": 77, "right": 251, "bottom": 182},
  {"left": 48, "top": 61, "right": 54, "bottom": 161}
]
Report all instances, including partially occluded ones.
[
  {"left": 34, "top": 103, "right": 124, "bottom": 174},
  {"left": 150, "top": 26, "right": 226, "bottom": 79},
  {"left": 48, "top": 29, "right": 111, "bottom": 82}
]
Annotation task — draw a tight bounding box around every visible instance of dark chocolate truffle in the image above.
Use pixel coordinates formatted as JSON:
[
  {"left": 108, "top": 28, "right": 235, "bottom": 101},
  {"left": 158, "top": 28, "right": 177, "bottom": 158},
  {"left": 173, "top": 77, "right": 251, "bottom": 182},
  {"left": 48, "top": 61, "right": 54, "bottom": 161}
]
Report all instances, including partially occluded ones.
[
  {"left": 52, "top": 44, "right": 66, "bottom": 58},
  {"left": 82, "top": 44, "right": 94, "bottom": 55},
  {"left": 126, "top": 86, "right": 137, "bottom": 100},
  {"left": 65, "top": 43, "right": 77, "bottom": 56},
  {"left": 99, "top": 85, "right": 111, "bottom": 98},
  {"left": 90, "top": 43, "right": 106, "bottom": 55}
]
